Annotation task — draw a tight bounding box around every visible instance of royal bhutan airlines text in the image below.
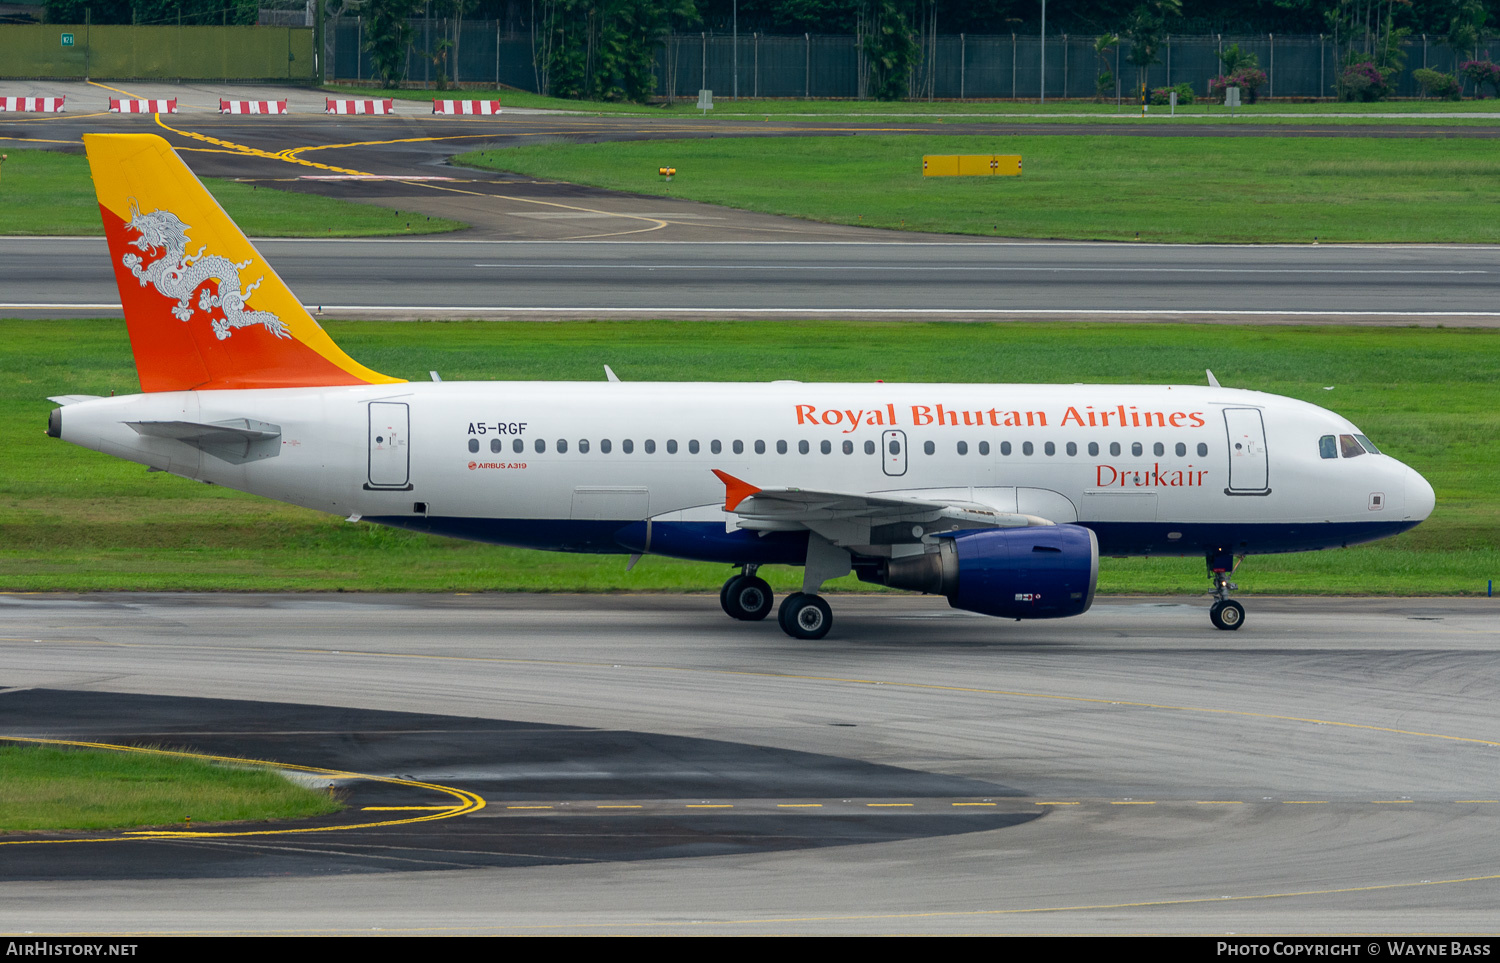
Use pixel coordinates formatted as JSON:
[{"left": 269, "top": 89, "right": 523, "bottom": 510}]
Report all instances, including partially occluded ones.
[{"left": 793, "top": 403, "right": 1208, "bottom": 431}]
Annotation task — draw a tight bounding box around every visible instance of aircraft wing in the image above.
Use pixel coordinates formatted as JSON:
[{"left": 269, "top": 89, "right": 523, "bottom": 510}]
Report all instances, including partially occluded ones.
[{"left": 712, "top": 469, "right": 1051, "bottom": 553}]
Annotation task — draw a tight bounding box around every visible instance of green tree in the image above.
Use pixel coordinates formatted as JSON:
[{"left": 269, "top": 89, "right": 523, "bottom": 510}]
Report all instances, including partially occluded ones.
[
  {"left": 540, "top": 0, "right": 699, "bottom": 103},
  {"left": 365, "top": 0, "right": 419, "bottom": 88},
  {"left": 1122, "top": 0, "right": 1182, "bottom": 102},
  {"left": 1444, "top": 0, "right": 1487, "bottom": 91},
  {"left": 1094, "top": 32, "right": 1119, "bottom": 102},
  {"left": 861, "top": 0, "right": 920, "bottom": 100}
]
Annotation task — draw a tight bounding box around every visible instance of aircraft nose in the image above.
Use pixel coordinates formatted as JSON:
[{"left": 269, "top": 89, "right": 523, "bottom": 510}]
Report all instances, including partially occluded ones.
[{"left": 1404, "top": 465, "right": 1435, "bottom": 522}]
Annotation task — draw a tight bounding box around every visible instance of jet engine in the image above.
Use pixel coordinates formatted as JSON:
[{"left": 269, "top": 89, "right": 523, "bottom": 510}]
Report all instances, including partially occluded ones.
[{"left": 855, "top": 525, "right": 1098, "bottom": 620}]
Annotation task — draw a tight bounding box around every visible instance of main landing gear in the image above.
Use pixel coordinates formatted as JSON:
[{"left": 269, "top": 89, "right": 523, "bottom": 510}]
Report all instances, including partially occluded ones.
[
  {"left": 1207, "top": 550, "right": 1246, "bottom": 631},
  {"left": 777, "top": 593, "right": 832, "bottom": 641},
  {"left": 720, "top": 566, "right": 773, "bottom": 622},
  {"left": 718, "top": 565, "right": 834, "bottom": 640}
]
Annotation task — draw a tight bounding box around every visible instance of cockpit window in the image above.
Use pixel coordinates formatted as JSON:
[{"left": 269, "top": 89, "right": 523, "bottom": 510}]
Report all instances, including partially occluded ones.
[
  {"left": 1354, "top": 434, "right": 1381, "bottom": 455},
  {"left": 1319, "top": 436, "right": 1337, "bottom": 459},
  {"left": 1339, "top": 434, "right": 1365, "bottom": 458}
]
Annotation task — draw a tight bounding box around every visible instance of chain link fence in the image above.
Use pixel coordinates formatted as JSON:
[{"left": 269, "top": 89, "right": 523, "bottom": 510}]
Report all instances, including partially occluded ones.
[
  {"left": 7, "top": 20, "right": 1488, "bottom": 96},
  {"left": 324, "top": 22, "right": 1497, "bottom": 101}
]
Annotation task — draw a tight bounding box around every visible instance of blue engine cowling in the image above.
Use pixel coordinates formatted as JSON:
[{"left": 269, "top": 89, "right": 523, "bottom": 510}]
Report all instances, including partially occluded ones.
[
  {"left": 862, "top": 525, "right": 1098, "bottom": 620},
  {"left": 946, "top": 525, "right": 1098, "bottom": 619}
]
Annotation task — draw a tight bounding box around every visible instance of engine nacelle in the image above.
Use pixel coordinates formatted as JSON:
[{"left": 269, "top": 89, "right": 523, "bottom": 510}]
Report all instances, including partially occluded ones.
[{"left": 859, "top": 525, "right": 1098, "bottom": 620}]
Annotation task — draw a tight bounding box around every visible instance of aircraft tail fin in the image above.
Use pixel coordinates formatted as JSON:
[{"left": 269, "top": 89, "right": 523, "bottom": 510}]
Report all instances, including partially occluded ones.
[{"left": 84, "top": 133, "right": 404, "bottom": 392}]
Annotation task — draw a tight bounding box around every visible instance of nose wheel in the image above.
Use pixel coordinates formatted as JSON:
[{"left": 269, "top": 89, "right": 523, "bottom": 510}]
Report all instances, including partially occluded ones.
[
  {"left": 1207, "top": 551, "right": 1246, "bottom": 631},
  {"left": 1210, "top": 598, "right": 1245, "bottom": 630},
  {"left": 720, "top": 567, "right": 773, "bottom": 621}
]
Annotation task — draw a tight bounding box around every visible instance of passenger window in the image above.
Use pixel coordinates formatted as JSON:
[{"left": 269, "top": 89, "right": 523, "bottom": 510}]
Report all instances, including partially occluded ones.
[
  {"left": 513, "top": 438, "right": 524, "bottom": 454},
  {"left": 1088, "top": 442, "right": 1099, "bottom": 456},
  {"left": 601, "top": 439, "right": 612, "bottom": 454},
  {"left": 1319, "top": 435, "right": 1337, "bottom": 459},
  {"left": 1131, "top": 442, "right": 1143, "bottom": 456},
  {"left": 865, "top": 440, "right": 876, "bottom": 455},
  {"left": 979, "top": 441, "right": 990, "bottom": 455},
  {"left": 1153, "top": 442, "right": 1165, "bottom": 456},
  {"left": 1197, "top": 443, "right": 1209, "bottom": 457},
  {"left": 556, "top": 439, "right": 567, "bottom": 453},
  {"left": 622, "top": 439, "right": 634, "bottom": 454},
  {"left": 580, "top": 439, "right": 590, "bottom": 454},
  {"left": 689, "top": 440, "right": 700, "bottom": 454},
  {"left": 755, "top": 440, "right": 766, "bottom": 454},
  {"left": 1001, "top": 441, "right": 1012, "bottom": 456},
  {"left": 535, "top": 438, "right": 546, "bottom": 454},
  {"left": 491, "top": 438, "right": 502, "bottom": 453},
  {"left": 889, "top": 439, "right": 900, "bottom": 455},
  {"left": 1339, "top": 434, "right": 1364, "bottom": 458},
  {"left": 711, "top": 440, "right": 721, "bottom": 454},
  {"left": 821, "top": 440, "right": 832, "bottom": 454},
  {"left": 1044, "top": 441, "right": 1055, "bottom": 456},
  {"left": 733, "top": 440, "right": 744, "bottom": 455},
  {"left": 468, "top": 438, "right": 479, "bottom": 453},
  {"left": 957, "top": 441, "right": 968, "bottom": 455},
  {"left": 1175, "top": 442, "right": 1186, "bottom": 457},
  {"left": 645, "top": 439, "right": 656, "bottom": 454},
  {"left": 843, "top": 440, "right": 854, "bottom": 454},
  {"left": 776, "top": 440, "right": 788, "bottom": 455},
  {"left": 920, "top": 440, "right": 933, "bottom": 455},
  {"left": 666, "top": 440, "right": 677, "bottom": 454},
  {"left": 798, "top": 440, "right": 810, "bottom": 454},
  {"left": 1022, "top": 442, "right": 1034, "bottom": 456},
  {"left": 1110, "top": 442, "right": 1121, "bottom": 456}
]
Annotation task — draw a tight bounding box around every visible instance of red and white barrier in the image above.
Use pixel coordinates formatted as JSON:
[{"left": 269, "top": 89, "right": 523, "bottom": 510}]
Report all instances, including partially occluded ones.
[
  {"left": 432, "top": 99, "right": 501, "bottom": 115},
  {"left": 325, "top": 98, "right": 394, "bottom": 115},
  {"left": 0, "top": 96, "right": 65, "bottom": 112},
  {"left": 109, "top": 98, "right": 177, "bottom": 114},
  {"left": 219, "top": 99, "right": 288, "bottom": 115}
]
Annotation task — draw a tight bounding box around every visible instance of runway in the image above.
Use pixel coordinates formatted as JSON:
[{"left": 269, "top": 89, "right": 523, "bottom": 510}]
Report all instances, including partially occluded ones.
[
  {"left": 2, "top": 593, "right": 1497, "bottom": 934},
  {"left": 7, "top": 236, "right": 1500, "bottom": 321}
]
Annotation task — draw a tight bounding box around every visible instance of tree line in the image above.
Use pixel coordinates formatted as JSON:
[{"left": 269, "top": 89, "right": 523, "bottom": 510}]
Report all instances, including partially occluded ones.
[{"left": 37, "top": 0, "right": 1498, "bottom": 102}]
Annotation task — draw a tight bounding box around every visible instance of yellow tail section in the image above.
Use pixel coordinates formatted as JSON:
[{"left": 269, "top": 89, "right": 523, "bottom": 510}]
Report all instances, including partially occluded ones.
[{"left": 85, "top": 133, "right": 404, "bottom": 392}]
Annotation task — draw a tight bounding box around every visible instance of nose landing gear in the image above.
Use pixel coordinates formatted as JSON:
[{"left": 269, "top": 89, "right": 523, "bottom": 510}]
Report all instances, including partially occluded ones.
[{"left": 1207, "top": 550, "right": 1246, "bottom": 631}]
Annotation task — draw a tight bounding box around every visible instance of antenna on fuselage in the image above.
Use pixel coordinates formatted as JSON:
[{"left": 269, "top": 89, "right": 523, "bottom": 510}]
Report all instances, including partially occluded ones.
[
  {"left": 604, "top": 365, "right": 621, "bottom": 383},
  {"left": 1206, "top": 369, "right": 1222, "bottom": 388}
]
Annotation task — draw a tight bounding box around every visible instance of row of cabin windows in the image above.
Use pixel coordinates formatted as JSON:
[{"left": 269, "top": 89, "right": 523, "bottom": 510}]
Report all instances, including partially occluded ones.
[{"left": 467, "top": 437, "right": 1213, "bottom": 458}]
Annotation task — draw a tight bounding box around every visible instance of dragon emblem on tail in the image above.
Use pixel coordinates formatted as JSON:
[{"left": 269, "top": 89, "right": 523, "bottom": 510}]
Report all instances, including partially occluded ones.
[{"left": 120, "top": 200, "right": 290, "bottom": 341}]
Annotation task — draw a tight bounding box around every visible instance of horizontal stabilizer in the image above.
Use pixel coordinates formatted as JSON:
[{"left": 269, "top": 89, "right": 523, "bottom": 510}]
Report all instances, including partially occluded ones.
[{"left": 128, "top": 418, "right": 281, "bottom": 464}]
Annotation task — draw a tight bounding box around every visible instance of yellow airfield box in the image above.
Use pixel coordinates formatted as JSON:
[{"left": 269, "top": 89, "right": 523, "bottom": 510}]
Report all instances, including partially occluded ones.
[{"left": 922, "top": 154, "right": 1022, "bottom": 177}]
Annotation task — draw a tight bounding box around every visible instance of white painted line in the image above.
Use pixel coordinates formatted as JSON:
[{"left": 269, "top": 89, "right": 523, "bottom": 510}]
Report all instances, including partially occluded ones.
[
  {"left": 470, "top": 264, "right": 1486, "bottom": 275},
  {"left": 8, "top": 304, "right": 1498, "bottom": 318},
  {"left": 8, "top": 236, "right": 1500, "bottom": 250}
]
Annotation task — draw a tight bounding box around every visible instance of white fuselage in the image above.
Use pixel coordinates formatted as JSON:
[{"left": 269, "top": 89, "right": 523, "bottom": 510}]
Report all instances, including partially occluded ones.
[{"left": 55, "top": 380, "right": 1434, "bottom": 561}]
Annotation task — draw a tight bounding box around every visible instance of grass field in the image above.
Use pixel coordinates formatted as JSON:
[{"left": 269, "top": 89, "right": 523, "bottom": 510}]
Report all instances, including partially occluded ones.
[
  {"left": 328, "top": 84, "right": 1500, "bottom": 121},
  {"left": 0, "top": 150, "right": 465, "bottom": 237},
  {"left": 0, "top": 744, "right": 342, "bottom": 832},
  {"left": 456, "top": 134, "right": 1500, "bottom": 243},
  {"left": 3, "top": 318, "right": 1494, "bottom": 597}
]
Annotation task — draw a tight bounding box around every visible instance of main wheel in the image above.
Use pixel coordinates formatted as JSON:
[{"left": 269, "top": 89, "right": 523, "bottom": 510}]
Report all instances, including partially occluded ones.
[
  {"left": 720, "top": 575, "right": 745, "bottom": 618},
  {"left": 777, "top": 593, "right": 832, "bottom": 640},
  {"left": 724, "top": 576, "right": 773, "bottom": 621},
  {"left": 1210, "top": 599, "right": 1245, "bottom": 631}
]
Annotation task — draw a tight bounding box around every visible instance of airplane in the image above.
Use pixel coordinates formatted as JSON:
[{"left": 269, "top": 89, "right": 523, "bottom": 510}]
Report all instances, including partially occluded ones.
[{"left": 46, "top": 133, "right": 1436, "bottom": 640}]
